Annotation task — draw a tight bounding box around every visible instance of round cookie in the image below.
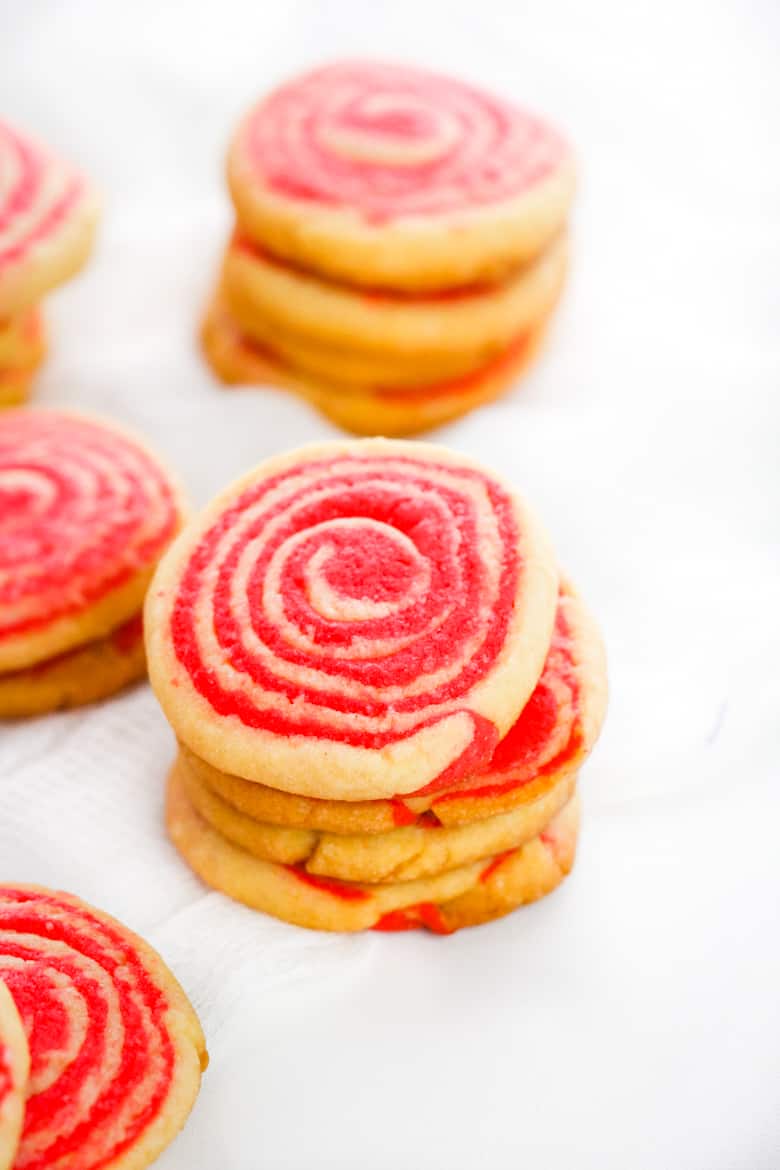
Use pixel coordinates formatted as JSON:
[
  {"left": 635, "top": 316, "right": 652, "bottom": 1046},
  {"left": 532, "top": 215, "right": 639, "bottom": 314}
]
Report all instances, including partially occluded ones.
[
  {"left": 0, "top": 120, "right": 99, "bottom": 317},
  {"left": 0, "top": 979, "right": 28, "bottom": 1170},
  {"left": 177, "top": 750, "right": 577, "bottom": 882},
  {"left": 0, "top": 612, "right": 146, "bottom": 719},
  {"left": 201, "top": 295, "right": 551, "bottom": 436},
  {"left": 0, "top": 885, "right": 207, "bottom": 1170},
  {"left": 167, "top": 764, "right": 578, "bottom": 932},
  {"left": 227, "top": 61, "right": 574, "bottom": 291},
  {"left": 146, "top": 439, "right": 559, "bottom": 800},
  {"left": 0, "top": 409, "right": 185, "bottom": 673},
  {"left": 0, "top": 309, "right": 46, "bottom": 369},
  {"left": 222, "top": 229, "right": 567, "bottom": 362},
  {"left": 176, "top": 583, "right": 606, "bottom": 832}
]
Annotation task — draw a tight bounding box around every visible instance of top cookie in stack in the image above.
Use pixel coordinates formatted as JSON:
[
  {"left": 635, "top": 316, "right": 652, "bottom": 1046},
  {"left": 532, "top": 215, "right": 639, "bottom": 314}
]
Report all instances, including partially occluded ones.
[
  {"left": 202, "top": 61, "right": 574, "bottom": 435},
  {"left": 146, "top": 439, "right": 607, "bottom": 933},
  {"left": 0, "top": 121, "right": 99, "bottom": 407}
]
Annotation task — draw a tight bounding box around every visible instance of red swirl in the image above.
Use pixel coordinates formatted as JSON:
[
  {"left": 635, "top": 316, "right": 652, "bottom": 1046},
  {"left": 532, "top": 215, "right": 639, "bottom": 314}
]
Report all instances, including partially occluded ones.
[
  {"left": 0, "top": 888, "right": 181, "bottom": 1170},
  {"left": 238, "top": 61, "right": 568, "bottom": 222},
  {"left": 0, "top": 411, "right": 179, "bottom": 644},
  {"left": 171, "top": 450, "right": 521, "bottom": 776},
  {"left": 0, "top": 122, "right": 86, "bottom": 271},
  {"left": 423, "top": 598, "right": 581, "bottom": 803}
]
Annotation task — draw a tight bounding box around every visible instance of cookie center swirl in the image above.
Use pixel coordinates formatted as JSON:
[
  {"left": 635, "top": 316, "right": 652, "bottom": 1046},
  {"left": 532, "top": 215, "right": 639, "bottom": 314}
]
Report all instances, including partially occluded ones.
[
  {"left": 172, "top": 453, "right": 520, "bottom": 755},
  {"left": 242, "top": 62, "right": 568, "bottom": 221}
]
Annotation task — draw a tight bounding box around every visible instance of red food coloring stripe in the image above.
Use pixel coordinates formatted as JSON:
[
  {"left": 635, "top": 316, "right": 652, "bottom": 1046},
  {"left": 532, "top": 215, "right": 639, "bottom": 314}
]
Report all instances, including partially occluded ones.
[
  {"left": 372, "top": 902, "right": 453, "bottom": 934},
  {"left": 479, "top": 849, "right": 517, "bottom": 884},
  {"left": 240, "top": 62, "right": 568, "bottom": 223},
  {"left": 170, "top": 451, "right": 520, "bottom": 788},
  {"left": 110, "top": 612, "right": 144, "bottom": 653},
  {"left": 0, "top": 1042, "right": 12, "bottom": 1104},
  {"left": 390, "top": 799, "right": 418, "bottom": 827},
  {"left": 285, "top": 866, "right": 370, "bottom": 902},
  {"left": 0, "top": 412, "right": 179, "bottom": 641},
  {"left": 0, "top": 887, "right": 176, "bottom": 1170},
  {"left": 428, "top": 598, "right": 583, "bottom": 806}
]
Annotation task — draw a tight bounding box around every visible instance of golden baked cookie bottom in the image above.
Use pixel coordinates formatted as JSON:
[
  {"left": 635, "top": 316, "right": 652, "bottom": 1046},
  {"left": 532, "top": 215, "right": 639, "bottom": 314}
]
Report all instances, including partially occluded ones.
[
  {"left": 177, "top": 746, "right": 577, "bottom": 884},
  {"left": 167, "top": 763, "right": 579, "bottom": 933},
  {"left": 201, "top": 296, "right": 550, "bottom": 436},
  {"left": 0, "top": 613, "right": 146, "bottom": 718}
]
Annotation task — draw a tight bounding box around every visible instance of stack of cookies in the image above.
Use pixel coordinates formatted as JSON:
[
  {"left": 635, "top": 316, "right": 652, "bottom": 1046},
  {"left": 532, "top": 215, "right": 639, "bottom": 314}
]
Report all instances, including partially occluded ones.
[
  {"left": 202, "top": 61, "right": 574, "bottom": 436},
  {"left": 0, "top": 409, "right": 184, "bottom": 718},
  {"left": 0, "top": 120, "right": 98, "bottom": 406},
  {"left": 146, "top": 439, "right": 607, "bottom": 934}
]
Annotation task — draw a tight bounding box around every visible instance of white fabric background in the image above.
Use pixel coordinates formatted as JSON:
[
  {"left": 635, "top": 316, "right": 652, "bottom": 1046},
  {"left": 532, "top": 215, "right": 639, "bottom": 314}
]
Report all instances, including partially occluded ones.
[{"left": 1, "top": 2, "right": 779, "bottom": 1167}]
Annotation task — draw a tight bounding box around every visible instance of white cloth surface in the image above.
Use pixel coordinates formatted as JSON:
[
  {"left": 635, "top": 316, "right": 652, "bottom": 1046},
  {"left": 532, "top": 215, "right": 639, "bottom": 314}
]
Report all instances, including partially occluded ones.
[{"left": 1, "top": 2, "right": 779, "bottom": 1167}]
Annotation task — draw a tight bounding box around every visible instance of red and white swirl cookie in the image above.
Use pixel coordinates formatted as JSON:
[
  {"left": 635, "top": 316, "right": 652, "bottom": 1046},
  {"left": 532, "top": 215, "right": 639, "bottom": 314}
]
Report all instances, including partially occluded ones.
[
  {"left": 228, "top": 61, "right": 574, "bottom": 290},
  {"left": 146, "top": 440, "right": 558, "bottom": 800},
  {"left": 176, "top": 582, "right": 606, "bottom": 832},
  {"left": 0, "top": 122, "right": 98, "bottom": 317},
  {"left": 0, "top": 886, "right": 207, "bottom": 1170},
  {"left": 0, "top": 980, "right": 28, "bottom": 1170},
  {"left": 167, "top": 765, "right": 580, "bottom": 933},
  {"left": 0, "top": 410, "right": 185, "bottom": 673}
]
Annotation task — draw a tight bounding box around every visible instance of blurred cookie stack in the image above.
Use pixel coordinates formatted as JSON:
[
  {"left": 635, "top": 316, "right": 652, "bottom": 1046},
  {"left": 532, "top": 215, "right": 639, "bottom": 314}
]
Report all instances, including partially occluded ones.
[
  {"left": 202, "top": 61, "right": 574, "bottom": 435},
  {"left": 0, "top": 120, "right": 98, "bottom": 406},
  {"left": 0, "top": 410, "right": 184, "bottom": 718},
  {"left": 146, "top": 438, "right": 608, "bottom": 934}
]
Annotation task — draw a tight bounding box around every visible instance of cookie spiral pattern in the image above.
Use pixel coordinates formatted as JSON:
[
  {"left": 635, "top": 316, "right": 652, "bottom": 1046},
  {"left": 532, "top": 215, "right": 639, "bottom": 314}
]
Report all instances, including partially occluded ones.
[
  {"left": 0, "top": 980, "right": 27, "bottom": 1170},
  {"left": 0, "top": 410, "right": 181, "bottom": 670},
  {"left": 0, "top": 886, "right": 206, "bottom": 1170},
  {"left": 146, "top": 441, "right": 558, "bottom": 799},
  {"left": 236, "top": 61, "right": 568, "bottom": 223}
]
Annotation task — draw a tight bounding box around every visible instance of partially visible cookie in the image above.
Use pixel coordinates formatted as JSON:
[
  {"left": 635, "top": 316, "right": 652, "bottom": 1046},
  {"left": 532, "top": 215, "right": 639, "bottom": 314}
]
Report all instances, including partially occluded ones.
[
  {"left": 0, "top": 409, "right": 185, "bottom": 673},
  {"left": 0, "top": 121, "right": 99, "bottom": 316},
  {"left": 227, "top": 61, "right": 574, "bottom": 290},
  {"left": 0, "top": 885, "right": 207, "bottom": 1170},
  {"left": 0, "top": 979, "right": 28, "bottom": 1170},
  {"left": 167, "top": 764, "right": 578, "bottom": 933},
  {"left": 0, "top": 612, "right": 146, "bottom": 719}
]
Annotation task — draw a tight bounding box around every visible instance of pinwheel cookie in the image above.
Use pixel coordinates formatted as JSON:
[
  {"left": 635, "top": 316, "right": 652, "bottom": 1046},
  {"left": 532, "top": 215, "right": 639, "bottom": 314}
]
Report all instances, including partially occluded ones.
[
  {"left": 201, "top": 292, "right": 551, "bottom": 436},
  {"left": 0, "top": 885, "right": 206, "bottom": 1170},
  {"left": 0, "top": 121, "right": 98, "bottom": 317},
  {"left": 0, "top": 979, "right": 28, "bottom": 1170},
  {"left": 145, "top": 439, "right": 559, "bottom": 801},
  {"left": 227, "top": 60, "right": 574, "bottom": 291},
  {"left": 168, "top": 768, "right": 580, "bottom": 933},
  {"left": 0, "top": 409, "right": 185, "bottom": 715}
]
